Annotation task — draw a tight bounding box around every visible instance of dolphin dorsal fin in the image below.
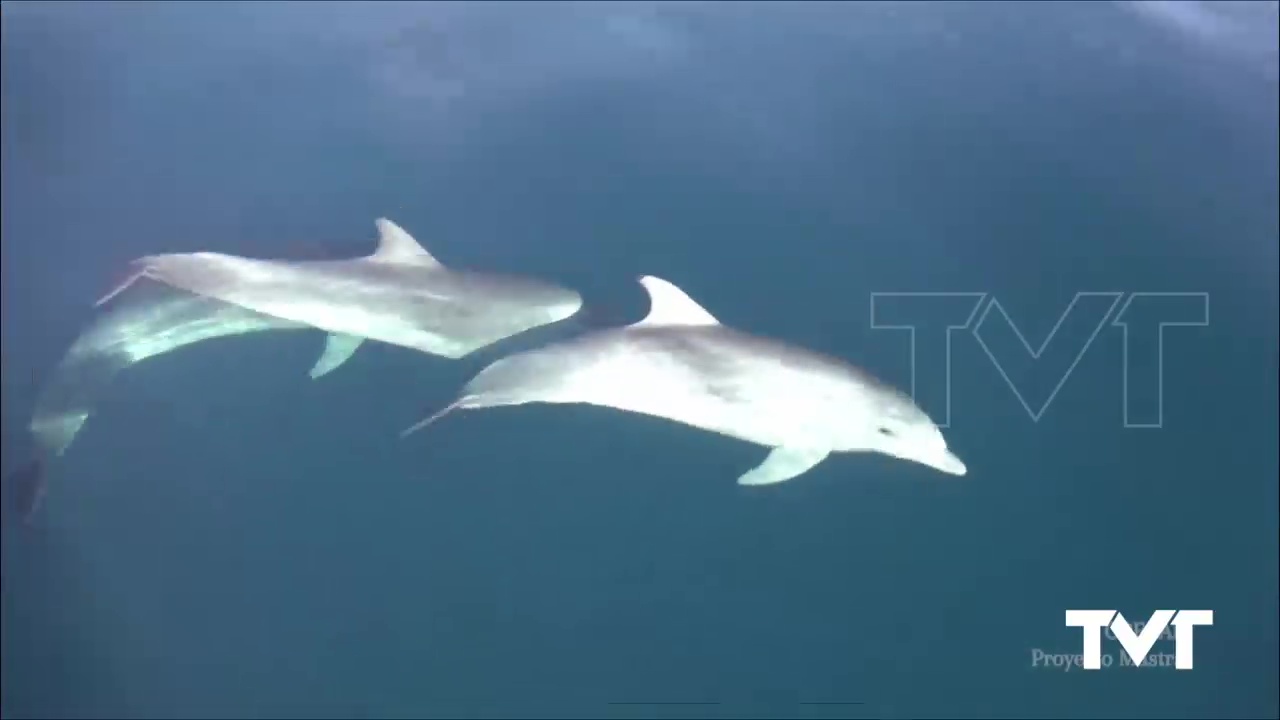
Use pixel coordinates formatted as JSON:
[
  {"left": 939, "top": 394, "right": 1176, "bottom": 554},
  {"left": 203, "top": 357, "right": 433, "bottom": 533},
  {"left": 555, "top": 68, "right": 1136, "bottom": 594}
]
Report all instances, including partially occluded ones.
[
  {"left": 369, "top": 218, "right": 442, "bottom": 267},
  {"left": 633, "top": 275, "right": 720, "bottom": 327}
]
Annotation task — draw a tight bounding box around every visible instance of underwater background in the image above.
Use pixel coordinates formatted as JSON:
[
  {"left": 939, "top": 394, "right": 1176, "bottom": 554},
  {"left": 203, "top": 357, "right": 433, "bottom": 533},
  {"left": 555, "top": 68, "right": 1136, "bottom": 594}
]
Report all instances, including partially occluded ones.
[{"left": 2, "top": 2, "right": 1277, "bottom": 718}]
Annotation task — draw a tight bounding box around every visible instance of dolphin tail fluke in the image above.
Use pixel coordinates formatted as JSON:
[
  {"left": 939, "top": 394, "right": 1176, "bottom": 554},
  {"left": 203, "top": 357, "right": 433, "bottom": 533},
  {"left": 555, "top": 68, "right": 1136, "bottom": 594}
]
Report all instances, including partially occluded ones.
[
  {"left": 95, "top": 261, "right": 150, "bottom": 308},
  {"left": 399, "top": 400, "right": 467, "bottom": 439},
  {"left": 5, "top": 458, "right": 47, "bottom": 526}
]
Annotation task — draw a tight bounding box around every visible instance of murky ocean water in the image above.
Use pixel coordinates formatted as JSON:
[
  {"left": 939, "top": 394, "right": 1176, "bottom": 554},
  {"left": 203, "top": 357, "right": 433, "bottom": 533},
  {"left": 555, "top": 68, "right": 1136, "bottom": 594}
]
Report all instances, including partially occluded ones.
[{"left": 3, "top": 2, "right": 1277, "bottom": 718}]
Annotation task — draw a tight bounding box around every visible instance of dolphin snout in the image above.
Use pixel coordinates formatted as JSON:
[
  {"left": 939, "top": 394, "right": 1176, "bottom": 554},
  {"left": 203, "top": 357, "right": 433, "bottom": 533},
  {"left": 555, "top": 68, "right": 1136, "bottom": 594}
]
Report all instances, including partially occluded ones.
[{"left": 933, "top": 449, "right": 967, "bottom": 476}]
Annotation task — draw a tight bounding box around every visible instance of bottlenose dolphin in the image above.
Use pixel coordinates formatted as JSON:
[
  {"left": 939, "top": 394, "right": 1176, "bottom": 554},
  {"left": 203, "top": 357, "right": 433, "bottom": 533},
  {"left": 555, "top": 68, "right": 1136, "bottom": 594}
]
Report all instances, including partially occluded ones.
[
  {"left": 98, "top": 218, "right": 585, "bottom": 360},
  {"left": 6, "top": 281, "right": 364, "bottom": 523},
  {"left": 404, "top": 275, "right": 967, "bottom": 485}
]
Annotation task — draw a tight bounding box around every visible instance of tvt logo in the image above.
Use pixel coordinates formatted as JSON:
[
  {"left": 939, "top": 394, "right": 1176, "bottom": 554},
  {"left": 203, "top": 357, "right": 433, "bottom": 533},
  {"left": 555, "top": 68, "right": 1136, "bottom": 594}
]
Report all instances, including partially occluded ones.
[
  {"left": 1067, "top": 610, "right": 1214, "bottom": 670},
  {"left": 869, "top": 292, "right": 1209, "bottom": 428}
]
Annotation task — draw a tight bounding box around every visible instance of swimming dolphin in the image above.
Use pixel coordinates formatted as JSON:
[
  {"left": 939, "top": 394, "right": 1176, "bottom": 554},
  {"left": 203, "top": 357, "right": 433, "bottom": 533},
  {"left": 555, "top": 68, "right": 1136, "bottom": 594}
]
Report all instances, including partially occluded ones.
[
  {"left": 98, "top": 218, "right": 585, "bottom": 360},
  {"left": 403, "top": 275, "right": 967, "bottom": 485},
  {"left": 5, "top": 281, "right": 364, "bottom": 524}
]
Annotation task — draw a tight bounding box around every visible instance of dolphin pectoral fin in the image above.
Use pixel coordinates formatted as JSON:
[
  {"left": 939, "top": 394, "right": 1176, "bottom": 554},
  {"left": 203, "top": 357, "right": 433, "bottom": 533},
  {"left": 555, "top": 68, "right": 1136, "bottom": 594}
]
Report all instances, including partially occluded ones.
[
  {"left": 309, "top": 334, "right": 365, "bottom": 379},
  {"left": 737, "top": 447, "right": 830, "bottom": 486}
]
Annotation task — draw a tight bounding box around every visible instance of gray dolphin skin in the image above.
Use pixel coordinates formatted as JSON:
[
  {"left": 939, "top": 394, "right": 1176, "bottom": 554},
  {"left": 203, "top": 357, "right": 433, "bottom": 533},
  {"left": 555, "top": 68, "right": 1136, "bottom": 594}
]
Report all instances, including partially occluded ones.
[
  {"left": 10, "top": 281, "right": 363, "bottom": 523},
  {"left": 98, "top": 218, "right": 585, "bottom": 360},
  {"left": 404, "top": 275, "right": 967, "bottom": 485}
]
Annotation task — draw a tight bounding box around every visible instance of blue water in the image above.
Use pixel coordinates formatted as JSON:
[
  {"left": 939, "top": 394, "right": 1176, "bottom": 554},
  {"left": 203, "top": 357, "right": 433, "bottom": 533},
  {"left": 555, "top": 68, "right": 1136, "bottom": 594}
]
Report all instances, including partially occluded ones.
[{"left": 2, "top": 2, "right": 1277, "bottom": 718}]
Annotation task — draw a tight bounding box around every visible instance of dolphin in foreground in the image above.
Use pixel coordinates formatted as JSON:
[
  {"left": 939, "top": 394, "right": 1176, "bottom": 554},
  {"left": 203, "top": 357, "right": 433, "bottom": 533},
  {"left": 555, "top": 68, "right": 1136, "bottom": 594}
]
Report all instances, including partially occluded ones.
[
  {"left": 5, "top": 281, "right": 365, "bottom": 524},
  {"left": 403, "top": 275, "right": 967, "bottom": 485},
  {"left": 97, "top": 218, "right": 585, "bottom": 360}
]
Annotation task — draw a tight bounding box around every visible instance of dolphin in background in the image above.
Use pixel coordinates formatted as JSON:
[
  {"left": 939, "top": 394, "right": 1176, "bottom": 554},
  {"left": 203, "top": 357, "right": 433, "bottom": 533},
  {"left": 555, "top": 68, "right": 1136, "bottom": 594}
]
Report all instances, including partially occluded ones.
[
  {"left": 405, "top": 275, "right": 967, "bottom": 486},
  {"left": 98, "top": 218, "right": 586, "bottom": 361},
  {"left": 5, "top": 280, "right": 365, "bottom": 524}
]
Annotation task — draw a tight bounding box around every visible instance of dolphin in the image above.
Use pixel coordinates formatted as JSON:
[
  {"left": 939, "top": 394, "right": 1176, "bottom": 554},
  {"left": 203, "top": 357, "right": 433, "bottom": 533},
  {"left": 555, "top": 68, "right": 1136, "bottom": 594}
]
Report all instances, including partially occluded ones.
[
  {"left": 5, "top": 281, "right": 364, "bottom": 524},
  {"left": 97, "top": 218, "right": 586, "bottom": 360},
  {"left": 403, "top": 275, "right": 967, "bottom": 485}
]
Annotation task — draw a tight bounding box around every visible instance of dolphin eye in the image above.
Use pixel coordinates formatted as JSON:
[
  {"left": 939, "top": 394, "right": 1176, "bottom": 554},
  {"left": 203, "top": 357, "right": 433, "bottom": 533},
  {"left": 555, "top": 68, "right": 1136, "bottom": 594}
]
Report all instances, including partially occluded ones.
[{"left": 877, "top": 426, "right": 897, "bottom": 438}]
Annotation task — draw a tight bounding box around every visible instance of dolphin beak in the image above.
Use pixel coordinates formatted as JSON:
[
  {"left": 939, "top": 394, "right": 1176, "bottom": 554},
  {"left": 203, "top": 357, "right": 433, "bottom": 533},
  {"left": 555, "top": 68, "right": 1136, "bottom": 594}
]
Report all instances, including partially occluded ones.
[
  {"left": 934, "top": 449, "right": 967, "bottom": 476},
  {"left": 921, "top": 448, "right": 967, "bottom": 476},
  {"left": 884, "top": 444, "right": 968, "bottom": 476}
]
